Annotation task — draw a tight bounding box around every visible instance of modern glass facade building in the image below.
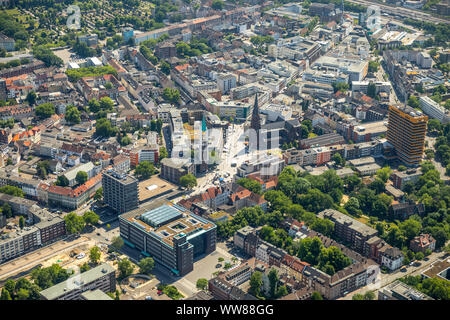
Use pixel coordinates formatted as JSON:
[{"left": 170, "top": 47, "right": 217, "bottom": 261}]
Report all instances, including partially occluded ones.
[{"left": 119, "top": 200, "right": 216, "bottom": 276}]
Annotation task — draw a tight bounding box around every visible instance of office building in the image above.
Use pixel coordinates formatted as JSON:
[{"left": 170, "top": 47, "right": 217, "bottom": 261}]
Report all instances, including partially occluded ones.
[
  {"left": 160, "top": 158, "right": 195, "bottom": 184},
  {"left": 40, "top": 263, "right": 116, "bottom": 300},
  {"left": 102, "top": 169, "right": 138, "bottom": 214},
  {"left": 386, "top": 105, "right": 428, "bottom": 166},
  {"left": 217, "top": 73, "right": 237, "bottom": 94},
  {"left": 119, "top": 200, "right": 216, "bottom": 276},
  {"left": 378, "top": 280, "right": 433, "bottom": 300}
]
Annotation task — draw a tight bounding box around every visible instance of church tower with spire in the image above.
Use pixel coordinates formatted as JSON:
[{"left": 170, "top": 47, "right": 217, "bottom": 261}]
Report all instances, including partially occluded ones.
[
  {"left": 250, "top": 92, "right": 261, "bottom": 131},
  {"left": 250, "top": 93, "right": 261, "bottom": 150}
]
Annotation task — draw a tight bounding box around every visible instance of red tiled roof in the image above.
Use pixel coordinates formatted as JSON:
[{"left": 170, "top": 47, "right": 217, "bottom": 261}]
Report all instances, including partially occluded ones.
[
  {"left": 47, "top": 173, "right": 102, "bottom": 198},
  {"left": 175, "top": 64, "right": 190, "bottom": 72}
]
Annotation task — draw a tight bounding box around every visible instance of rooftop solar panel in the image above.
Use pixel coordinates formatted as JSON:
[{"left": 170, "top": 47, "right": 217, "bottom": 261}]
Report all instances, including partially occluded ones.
[{"left": 140, "top": 205, "right": 183, "bottom": 228}]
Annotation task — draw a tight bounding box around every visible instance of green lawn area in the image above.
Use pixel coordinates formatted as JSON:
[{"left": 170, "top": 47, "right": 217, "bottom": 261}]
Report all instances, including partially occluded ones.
[
  {"left": 356, "top": 216, "right": 369, "bottom": 225},
  {"left": 308, "top": 132, "right": 318, "bottom": 138}
]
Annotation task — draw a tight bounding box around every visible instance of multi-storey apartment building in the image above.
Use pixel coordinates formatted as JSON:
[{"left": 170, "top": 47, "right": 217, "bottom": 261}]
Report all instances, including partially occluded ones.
[
  {"left": 43, "top": 173, "right": 102, "bottom": 209},
  {"left": 0, "top": 227, "right": 41, "bottom": 263},
  {"left": 40, "top": 263, "right": 116, "bottom": 300},
  {"left": 318, "top": 209, "right": 378, "bottom": 257},
  {"left": 386, "top": 105, "right": 428, "bottom": 166},
  {"left": 419, "top": 96, "right": 450, "bottom": 123}
]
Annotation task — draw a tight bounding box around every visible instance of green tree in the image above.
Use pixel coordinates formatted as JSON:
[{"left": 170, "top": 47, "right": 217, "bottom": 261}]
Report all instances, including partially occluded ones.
[
  {"left": 332, "top": 82, "right": 349, "bottom": 93},
  {"left": 237, "top": 178, "right": 262, "bottom": 195},
  {"left": 55, "top": 175, "right": 69, "bottom": 187},
  {"left": 387, "top": 225, "right": 405, "bottom": 248},
  {"left": 0, "top": 288, "right": 12, "bottom": 300},
  {"left": 317, "top": 246, "right": 351, "bottom": 275},
  {"left": 0, "top": 186, "right": 24, "bottom": 197},
  {"left": 19, "top": 216, "right": 24, "bottom": 229},
  {"left": 332, "top": 153, "right": 345, "bottom": 166},
  {"left": 376, "top": 222, "right": 385, "bottom": 236},
  {"left": 196, "top": 278, "right": 208, "bottom": 290},
  {"left": 311, "top": 291, "right": 323, "bottom": 300},
  {"left": 344, "top": 197, "right": 362, "bottom": 217},
  {"left": 110, "top": 236, "right": 124, "bottom": 252},
  {"left": 162, "top": 88, "right": 180, "bottom": 104},
  {"left": 2, "top": 203, "right": 12, "bottom": 218},
  {"left": 249, "top": 271, "right": 263, "bottom": 297},
  {"left": 26, "top": 91, "right": 37, "bottom": 106},
  {"left": 159, "top": 147, "right": 168, "bottom": 161},
  {"left": 407, "top": 95, "right": 420, "bottom": 108},
  {"left": 120, "top": 136, "right": 132, "bottom": 146},
  {"left": 415, "top": 251, "right": 425, "bottom": 260},
  {"left": 118, "top": 258, "right": 134, "bottom": 279},
  {"left": 369, "top": 178, "right": 386, "bottom": 194},
  {"left": 179, "top": 173, "right": 197, "bottom": 189},
  {"left": 16, "top": 288, "right": 29, "bottom": 300},
  {"left": 64, "top": 212, "right": 86, "bottom": 234},
  {"left": 89, "top": 246, "right": 101, "bottom": 265},
  {"left": 268, "top": 268, "right": 279, "bottom": 298},
  {"left": 65, "top": 105, "right": 81, "bottom": 124},
  {"left": 35, "top": 103, "right": 55, "bottom": 119},
  {"left": 352, "top": 293, "right": 364, "bottom": 300},
  {"left": 367, "top": 82, "right": 377, "bottom": 98},
  {"left": 134, "top": 161, "right": 155, "bottom": 180},
  {"left": 95, "top": 118, "right": 117, "bottom": 137},
  {"left": 88, "top": 98, "right": 101, "bottom": 113},
  {"left": 83, "top": 211, "right": 99, "bottom": 226},
  {"left": 377, "top": 166, "right": 392, "bottom": 183},
  {"left": 80, "top": 262, "right": 91, "bottom": 273},
  {"left": 33, "top": 46, "right": 63, "bottom": 67},
  {"left": 75, "top": 171, "right": 88, "bottom": 185},
  {"left": 311, "top": 219, "right": 334, "bottom": 237},
  {"left": 94, "top": 187, "right": 103, "bottom": 201},
  {"left": 211, "top": 0, "right": 224, "bottom": 10},
  {"left": 99, "top": 97, "right": 114, "bottom": 111},
  {"left": 160, "top": 60, "right": 171, "bottom": 75},
  {"left": 4, "top": 279, "right": 15, "bottom": 297},
  {"left": 37, "top": 160, "right": 50, "bottom": 179},
  {"left": 368, "top": 61, "right": 380, "bottom": 73},
  {"left": 399, "top": 219, "right": 422, "bottom": 241},
  {"left": 363, "top": 291, "right": 375, "bottom": 300},
  {"left": 138, "top": 257, "right": 155, "bottom": 275}
]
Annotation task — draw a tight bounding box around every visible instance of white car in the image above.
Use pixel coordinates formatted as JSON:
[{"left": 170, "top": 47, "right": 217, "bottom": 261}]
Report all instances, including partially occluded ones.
[{"left": 77, "top": 253, "right": 86, "bottom": 259}]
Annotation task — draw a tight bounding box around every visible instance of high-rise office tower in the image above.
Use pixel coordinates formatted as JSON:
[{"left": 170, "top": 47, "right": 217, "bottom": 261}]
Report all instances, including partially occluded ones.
[
  {"left": 102, "top": 169, "right": 139, "bottom": 214},
  {"left": 386, "top": 105, "right": 428, "bottom": 167}
]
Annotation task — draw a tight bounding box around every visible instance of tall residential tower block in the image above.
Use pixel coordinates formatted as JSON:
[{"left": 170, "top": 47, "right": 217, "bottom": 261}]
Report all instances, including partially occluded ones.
[{"left": 386, "top": 105, "right": 428, "bottom": 167}]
